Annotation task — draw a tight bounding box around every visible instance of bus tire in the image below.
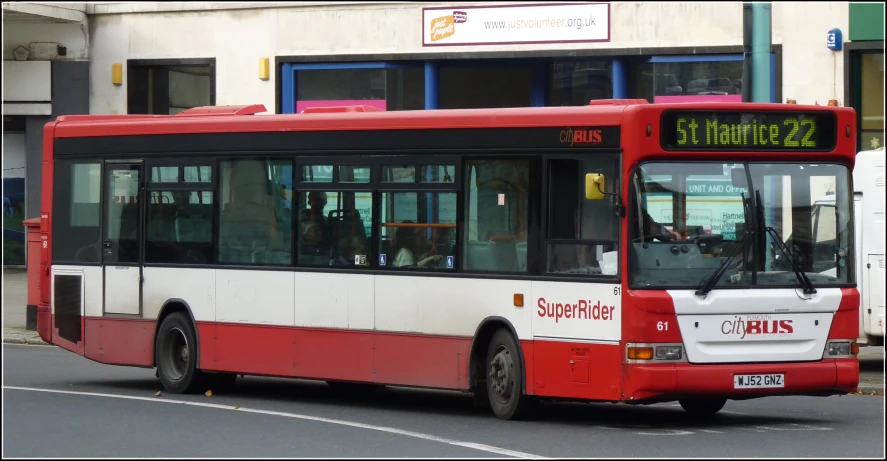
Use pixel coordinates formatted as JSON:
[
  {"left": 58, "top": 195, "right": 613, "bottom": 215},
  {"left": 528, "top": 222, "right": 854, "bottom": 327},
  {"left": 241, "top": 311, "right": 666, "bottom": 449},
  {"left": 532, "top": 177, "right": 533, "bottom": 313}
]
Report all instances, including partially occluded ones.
[
  {"left": 155, "top": 312, "right": 204, "bottom": 394},
  {"left": 485, "top": 328, "right": 533, "bottom": 420},
  {"left": 679, "top": 398, "right": 727, "bottom": 416}
]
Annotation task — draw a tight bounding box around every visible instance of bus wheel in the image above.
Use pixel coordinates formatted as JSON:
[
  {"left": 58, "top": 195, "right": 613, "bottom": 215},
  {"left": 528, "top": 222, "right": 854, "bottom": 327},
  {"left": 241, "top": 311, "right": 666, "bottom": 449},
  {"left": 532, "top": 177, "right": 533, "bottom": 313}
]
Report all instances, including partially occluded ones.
[
  {"left": 156, "top": 313, "right": 204, "bottom": 394},
  {"left": 485, "top": 329, "right": 533, "bottom": 420},
  {"left": 679, "top": 398, "right": 727, "bottom": 416}
]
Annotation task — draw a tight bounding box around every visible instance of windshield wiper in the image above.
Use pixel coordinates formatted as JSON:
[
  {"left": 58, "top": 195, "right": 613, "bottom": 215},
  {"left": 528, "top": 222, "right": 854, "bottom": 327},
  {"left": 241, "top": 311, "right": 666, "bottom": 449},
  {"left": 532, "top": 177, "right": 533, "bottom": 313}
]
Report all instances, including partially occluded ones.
[
  {"left": 754, "top": 190, "right": 816, "bottom": 295},
  {"left": 761, "top": 224, "right": 817, "bottom": 295},
  {"left": 695, "top": 227, "right": 748, "bottom": 297},
  {"left": 696, "top": 191, "right": 751, "bottom": 297}
]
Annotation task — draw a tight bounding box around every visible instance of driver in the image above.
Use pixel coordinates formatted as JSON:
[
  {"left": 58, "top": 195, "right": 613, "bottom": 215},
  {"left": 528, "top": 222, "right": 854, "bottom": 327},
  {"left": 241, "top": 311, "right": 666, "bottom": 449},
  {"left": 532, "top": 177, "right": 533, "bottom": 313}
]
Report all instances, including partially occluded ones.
[{"left": 641, "top": 208, "right": 683, "bottom": 242}]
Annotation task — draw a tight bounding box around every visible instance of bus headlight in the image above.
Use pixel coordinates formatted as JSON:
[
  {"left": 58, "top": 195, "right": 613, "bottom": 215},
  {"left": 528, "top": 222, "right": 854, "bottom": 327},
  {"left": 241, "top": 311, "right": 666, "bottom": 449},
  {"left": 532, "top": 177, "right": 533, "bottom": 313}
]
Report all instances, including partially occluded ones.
[
  {"left": 655, "top": 346, "right": 683, "bottom": 360},
  {"left": 626, "top": 343, "right": 686, "bottom": 363},
  {"left": 825, "top": 341, "right": 857, "bottom": 357}
]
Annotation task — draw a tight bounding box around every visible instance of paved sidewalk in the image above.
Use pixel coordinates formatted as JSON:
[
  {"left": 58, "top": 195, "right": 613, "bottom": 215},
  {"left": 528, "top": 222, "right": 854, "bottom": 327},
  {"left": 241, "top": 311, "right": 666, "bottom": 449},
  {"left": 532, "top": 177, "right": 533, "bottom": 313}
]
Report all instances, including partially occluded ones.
[
  {"left": 2, "top": 327, "right": 46, "bottom": 346},
  {"left": 3, "top": 269, "right": 28, "bottom": 329}
]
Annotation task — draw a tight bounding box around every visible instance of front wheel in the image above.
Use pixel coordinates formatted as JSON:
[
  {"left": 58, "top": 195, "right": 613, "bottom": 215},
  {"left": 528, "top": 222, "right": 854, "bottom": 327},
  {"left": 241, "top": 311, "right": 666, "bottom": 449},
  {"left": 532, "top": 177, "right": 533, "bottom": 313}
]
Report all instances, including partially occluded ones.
[
  {"left": 485, "top": 329, "right": 534, "bottom": 420},
  {"left": 679, "top": 398, "right": 727, "bottom": 416},
  {"left": 156, "top": 313, "right": 204, "bottom": 394}
]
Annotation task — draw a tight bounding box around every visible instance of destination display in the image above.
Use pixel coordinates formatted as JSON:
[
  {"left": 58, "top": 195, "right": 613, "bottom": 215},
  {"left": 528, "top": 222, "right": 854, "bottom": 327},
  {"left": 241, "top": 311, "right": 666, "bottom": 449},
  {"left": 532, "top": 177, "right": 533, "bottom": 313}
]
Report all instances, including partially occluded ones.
[{"left": 660, "top": 111, "right": 837, "bottom": 151}]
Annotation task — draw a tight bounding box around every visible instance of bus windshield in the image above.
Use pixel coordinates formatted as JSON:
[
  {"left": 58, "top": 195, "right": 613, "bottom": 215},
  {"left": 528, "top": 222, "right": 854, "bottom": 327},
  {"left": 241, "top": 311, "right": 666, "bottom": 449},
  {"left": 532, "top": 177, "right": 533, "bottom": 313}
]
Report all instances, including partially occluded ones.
[{"left": 629, "top": 161, "right": 853, "bottom": 290}]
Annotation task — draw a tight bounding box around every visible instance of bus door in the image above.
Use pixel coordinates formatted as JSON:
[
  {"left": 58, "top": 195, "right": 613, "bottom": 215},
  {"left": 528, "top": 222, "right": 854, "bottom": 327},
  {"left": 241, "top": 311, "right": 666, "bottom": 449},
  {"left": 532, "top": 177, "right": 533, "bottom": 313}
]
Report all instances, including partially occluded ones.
[{"left": 102, "top": 162, "right": 144, "bottom": 315}]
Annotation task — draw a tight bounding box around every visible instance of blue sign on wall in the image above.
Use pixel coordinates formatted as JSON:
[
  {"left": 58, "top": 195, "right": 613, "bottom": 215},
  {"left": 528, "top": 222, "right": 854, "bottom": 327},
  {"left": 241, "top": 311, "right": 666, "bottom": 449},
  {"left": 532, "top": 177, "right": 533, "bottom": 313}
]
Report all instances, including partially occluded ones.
[{"left": 827, "top": 28, "right": 843, "bottom": 51}]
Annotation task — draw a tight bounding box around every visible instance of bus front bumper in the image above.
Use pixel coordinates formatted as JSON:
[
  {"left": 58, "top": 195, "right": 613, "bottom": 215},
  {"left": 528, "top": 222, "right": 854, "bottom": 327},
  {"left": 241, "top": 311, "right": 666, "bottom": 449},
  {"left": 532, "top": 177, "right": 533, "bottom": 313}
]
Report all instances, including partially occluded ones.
[{"left": 621, "top": 358, "right": 859, "bottom": 403}]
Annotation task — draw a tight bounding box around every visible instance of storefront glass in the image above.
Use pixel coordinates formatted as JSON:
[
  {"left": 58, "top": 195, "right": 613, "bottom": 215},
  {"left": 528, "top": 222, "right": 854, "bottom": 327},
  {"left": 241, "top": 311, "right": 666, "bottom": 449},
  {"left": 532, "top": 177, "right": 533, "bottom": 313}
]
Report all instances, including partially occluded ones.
[
  {"left": 439, "top": 65, "right": 532, "bottom": 109},
  {"left": 860, "top": 53, "right": 884, "bottom": 150},
  {"left": 2, "top": 117, "right": 26, "bottom": 266},
  {"left": 548, "top": 60, "right": 612, "bottom": 106},
  {"left": 296, "top": 67, "right": 424, "bottom": 112},
  {"left": 634, "top": 59, "right": 744, "bottom": 103}
]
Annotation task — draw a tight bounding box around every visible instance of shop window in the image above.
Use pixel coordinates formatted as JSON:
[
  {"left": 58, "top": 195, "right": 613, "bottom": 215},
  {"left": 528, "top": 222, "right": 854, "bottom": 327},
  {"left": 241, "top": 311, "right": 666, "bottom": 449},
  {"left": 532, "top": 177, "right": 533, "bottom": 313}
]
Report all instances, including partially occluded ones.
[
  {"left": 3, "top": 116, "right": 27, "bottom": 266},
  {"left": 860, "top": 53, "right": 884, "bottom": 150},
  {"left": 218, "top": 159, "right": 293, "bottom": 266},
  {"left": 439, "top": 65, "right": 532, "bottom": 109},
  {"left": 463, "top": 159, "right": 530, "bottom": 273},
  {"left": 295, "top": 67, "right": 424, "bottom": 112},
  {"left": 634, "top": 59, "right": 743, "bottom": 103},
  {"left": 549, "top": 60, "right": 613, "bottom": 106},
  {"left": 546, "top": 156, "right": 620, "bottom": 276},
  {"left": 128, "top": 61, "right": 215, "bottom": 115},
  {"left": 52, "top": 161, "right": 102, "bottom": 263}
]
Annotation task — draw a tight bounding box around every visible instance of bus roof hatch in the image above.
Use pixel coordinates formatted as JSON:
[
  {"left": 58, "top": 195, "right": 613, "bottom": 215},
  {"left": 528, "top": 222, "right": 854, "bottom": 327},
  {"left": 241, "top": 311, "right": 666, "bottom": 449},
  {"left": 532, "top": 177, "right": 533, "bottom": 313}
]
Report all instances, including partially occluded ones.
[
  {"left": 301, "top": 105, "right": 384, "bottom": 114},
  {"left": 587, "top": 99, "right": 649, "bottom": 106},
  {"left": 175, "top": 104, "right": 268, "bottom": 116}
]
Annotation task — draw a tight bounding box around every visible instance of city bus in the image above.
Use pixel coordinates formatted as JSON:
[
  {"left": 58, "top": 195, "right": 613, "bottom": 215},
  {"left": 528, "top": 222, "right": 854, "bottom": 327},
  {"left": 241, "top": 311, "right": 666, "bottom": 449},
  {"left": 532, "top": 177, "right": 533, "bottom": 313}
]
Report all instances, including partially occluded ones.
[
  {"left": 33, "top": 101, "right": 860, "bottom": 420},
  {"left": 812, "top": 148, "right": 884, "bottom": 346}
]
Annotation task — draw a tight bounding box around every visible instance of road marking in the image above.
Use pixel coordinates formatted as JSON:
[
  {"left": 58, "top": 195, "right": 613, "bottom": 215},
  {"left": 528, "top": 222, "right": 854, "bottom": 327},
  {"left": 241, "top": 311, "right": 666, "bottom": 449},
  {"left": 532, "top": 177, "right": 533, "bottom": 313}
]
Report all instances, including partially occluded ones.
[
  {"left": 754, "top": 423, "right": 832, "bottom": 431},
  {"left": 719, "top": 410, "right": 749, "bottom": 415},
  {"left": 3, "top": 386, "right": 545, "bottom": 459},
  {"left": 698, "top": 429, "right": 724, "bottom": 434},
  {"left": 634, "top": 429, "right": 694, "bottom": 436}
]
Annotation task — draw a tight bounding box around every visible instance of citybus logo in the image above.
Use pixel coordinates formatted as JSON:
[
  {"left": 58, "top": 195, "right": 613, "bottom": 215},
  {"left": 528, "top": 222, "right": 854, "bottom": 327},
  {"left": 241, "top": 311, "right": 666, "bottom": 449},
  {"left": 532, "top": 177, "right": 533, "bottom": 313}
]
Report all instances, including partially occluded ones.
[
  {"left": 721, "top": 316, "right": 794, "bottom": 340},
  {"left": 560, "top": 127, "right": 603, "bottom": 147},
  {"left": 537, "top": 297, "right": 616, "bottom": 323}
]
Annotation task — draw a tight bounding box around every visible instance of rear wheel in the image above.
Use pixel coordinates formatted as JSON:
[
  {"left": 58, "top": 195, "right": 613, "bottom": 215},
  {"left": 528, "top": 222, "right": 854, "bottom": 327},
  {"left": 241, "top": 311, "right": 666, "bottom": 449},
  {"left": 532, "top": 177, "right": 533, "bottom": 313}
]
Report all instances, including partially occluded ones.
[
  {"left": 156, "top": 313, "right": 204, "bottom": 394},
  {"left": 485, "top": 329, "right": 534, "bottom": 420},
  {"left": 679, "top": 398, "right": 727, "bottom": 416}
]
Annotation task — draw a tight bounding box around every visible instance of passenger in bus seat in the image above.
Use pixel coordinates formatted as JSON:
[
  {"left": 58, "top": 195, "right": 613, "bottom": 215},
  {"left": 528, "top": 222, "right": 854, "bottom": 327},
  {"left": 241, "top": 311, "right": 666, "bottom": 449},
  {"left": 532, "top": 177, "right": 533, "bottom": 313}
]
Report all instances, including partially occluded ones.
[
  {"left": 299, "top": 191, "right": 332, "bottom": 256},
  {"left": 330, "top": 236, "right": 366, "bottom": 267},
  {"left": 392, "top": 222, "right": 443, "bottom": 267}
]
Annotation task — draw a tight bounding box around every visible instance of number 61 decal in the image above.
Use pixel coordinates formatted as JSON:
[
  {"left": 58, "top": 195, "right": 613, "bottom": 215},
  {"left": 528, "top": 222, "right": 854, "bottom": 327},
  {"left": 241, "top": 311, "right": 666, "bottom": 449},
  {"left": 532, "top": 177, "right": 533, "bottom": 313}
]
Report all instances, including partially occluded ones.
[{"left": 657, "top": 321, "right": 669, "bottom": 331}]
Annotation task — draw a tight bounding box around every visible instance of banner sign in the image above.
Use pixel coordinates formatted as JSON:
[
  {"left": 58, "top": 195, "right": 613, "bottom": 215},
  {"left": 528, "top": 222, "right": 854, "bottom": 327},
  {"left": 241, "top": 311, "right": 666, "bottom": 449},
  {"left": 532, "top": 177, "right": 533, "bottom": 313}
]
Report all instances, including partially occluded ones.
[{"left": 422, "top": 3, "right": 610, "bottom": 47}]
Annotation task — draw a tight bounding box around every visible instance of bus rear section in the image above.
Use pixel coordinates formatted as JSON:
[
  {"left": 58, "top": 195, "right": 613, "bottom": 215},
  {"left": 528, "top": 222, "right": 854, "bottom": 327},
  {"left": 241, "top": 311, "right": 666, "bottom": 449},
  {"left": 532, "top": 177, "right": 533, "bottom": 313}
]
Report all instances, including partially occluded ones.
[{"left": 618, "top": 107, "right": 860, "bottom": 411}]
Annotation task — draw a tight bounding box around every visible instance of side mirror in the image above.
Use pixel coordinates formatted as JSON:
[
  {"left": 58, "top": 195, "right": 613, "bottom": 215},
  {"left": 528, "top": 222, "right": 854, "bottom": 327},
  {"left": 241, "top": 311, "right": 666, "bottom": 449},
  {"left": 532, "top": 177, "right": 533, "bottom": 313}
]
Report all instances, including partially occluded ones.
[{"left": 585, "top": 173, "right": 605, "bottom": 200}]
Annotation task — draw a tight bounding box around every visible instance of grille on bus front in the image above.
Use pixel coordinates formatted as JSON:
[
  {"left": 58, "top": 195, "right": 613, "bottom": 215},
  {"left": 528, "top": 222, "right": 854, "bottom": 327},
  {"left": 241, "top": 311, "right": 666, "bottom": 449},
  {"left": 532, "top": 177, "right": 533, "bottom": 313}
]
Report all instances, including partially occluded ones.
[{"left": 54, "top": 274, "right": 82, "bottom": 344}]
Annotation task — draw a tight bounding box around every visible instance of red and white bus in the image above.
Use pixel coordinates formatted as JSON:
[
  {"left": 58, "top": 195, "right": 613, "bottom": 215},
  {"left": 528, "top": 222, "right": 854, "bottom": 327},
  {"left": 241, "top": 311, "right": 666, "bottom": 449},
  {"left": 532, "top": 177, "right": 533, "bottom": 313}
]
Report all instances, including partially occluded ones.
[{"left": 33, "top": 101, "right": 860, "bottom": 420}]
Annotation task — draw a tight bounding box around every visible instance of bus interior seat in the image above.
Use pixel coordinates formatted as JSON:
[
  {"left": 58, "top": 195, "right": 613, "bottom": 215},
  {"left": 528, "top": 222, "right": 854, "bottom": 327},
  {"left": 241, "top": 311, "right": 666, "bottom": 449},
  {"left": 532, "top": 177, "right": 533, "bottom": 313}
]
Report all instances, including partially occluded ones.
[
  {"left": 175, "top": 204, "right": 212, "bottom": 243},
  {"left": 515, "top": 241, "right": 528, "bottom": 271},
  {"left": 466, "top": 241, "right": 496, "bottom": 271},
  {"left": 328, "top": 209, "right": 366, "bottom": 242},
  {"left": 490, "top": 239, "right": 520, "bottom": 272}
]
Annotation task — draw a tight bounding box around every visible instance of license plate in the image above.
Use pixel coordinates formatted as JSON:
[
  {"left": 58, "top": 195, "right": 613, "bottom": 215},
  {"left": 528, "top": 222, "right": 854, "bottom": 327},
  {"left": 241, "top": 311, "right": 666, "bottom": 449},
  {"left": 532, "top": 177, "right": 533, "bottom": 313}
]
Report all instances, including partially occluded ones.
[{"left": 734, "top": 374, "right": 785, "bottom": 389}]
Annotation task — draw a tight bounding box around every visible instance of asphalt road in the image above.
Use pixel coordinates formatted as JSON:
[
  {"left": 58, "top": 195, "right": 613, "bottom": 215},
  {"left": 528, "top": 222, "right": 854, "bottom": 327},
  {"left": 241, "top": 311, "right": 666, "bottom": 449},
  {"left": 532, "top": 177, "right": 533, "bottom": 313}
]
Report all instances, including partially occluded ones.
[{"left": 3, "top": 344, "right": 884, "bottom": 458}]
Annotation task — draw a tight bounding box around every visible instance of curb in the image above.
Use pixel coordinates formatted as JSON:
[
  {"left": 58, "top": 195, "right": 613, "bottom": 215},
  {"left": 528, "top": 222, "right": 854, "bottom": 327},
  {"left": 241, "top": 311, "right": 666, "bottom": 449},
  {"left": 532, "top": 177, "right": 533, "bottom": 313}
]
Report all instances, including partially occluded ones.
[
  {"left": 2, "top": 336, "right": 51, "bottom": 346},
  {"left": 854, "top": 383, "right": 885, "bottom": 395}
]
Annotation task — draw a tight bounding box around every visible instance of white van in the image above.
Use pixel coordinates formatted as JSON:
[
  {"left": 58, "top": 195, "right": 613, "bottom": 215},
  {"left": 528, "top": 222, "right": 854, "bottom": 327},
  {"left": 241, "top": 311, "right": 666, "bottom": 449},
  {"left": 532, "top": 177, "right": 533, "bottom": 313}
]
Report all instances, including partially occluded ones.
[{"left": 813, "top": 148, "right": 885, "bottom": 346}]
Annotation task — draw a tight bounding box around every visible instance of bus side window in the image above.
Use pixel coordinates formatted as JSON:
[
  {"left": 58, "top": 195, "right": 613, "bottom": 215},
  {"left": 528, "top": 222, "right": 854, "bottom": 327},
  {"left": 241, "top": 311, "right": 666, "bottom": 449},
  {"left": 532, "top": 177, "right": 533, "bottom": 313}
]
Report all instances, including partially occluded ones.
[
  {"left": 218, "top": 159, "right": 292, "bottom": 266},
  {"left": 462, "top": 159, "right": 530, "bottom": 273},
  {"left": 546, "top": 156, "right": 620, "bottom": 276},
  {"left": 52, "top": 161, "right": 102, "bottom": 263}
]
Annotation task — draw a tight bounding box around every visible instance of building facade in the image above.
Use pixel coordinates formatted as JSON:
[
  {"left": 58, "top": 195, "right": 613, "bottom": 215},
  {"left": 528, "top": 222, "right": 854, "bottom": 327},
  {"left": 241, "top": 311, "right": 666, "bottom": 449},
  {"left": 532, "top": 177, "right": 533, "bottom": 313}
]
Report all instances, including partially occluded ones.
[
  {"left": 844, "top": 2, "right": 885, "bottom": 151},
  {"left": 3, "top": 2, "right": 90, "bottom": 266},
  {"left": 3, "top": 1, "right": 884, "bottom": 267}
]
